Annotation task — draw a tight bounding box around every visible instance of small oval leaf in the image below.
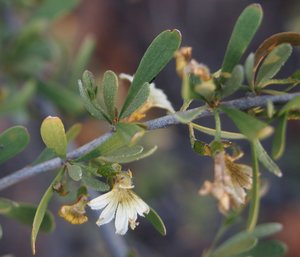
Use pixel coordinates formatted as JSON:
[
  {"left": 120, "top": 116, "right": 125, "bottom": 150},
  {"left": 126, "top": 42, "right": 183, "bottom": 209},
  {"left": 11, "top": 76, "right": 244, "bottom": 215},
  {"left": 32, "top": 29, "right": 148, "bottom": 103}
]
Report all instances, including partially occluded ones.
[
  {"left": 67, "top": 164, "right": 82, "bottom": 181},
  {"left": 0, "top": 126, "right": 30, "bottom": 164},
  {"left": 212, "top": 235, "right": 257, "bottom": 257},
  {"left": 251, "top": 223, "right": 283, "bottom": 238},
  {"left": 82, "top": 175, "right": 109, "bottom": 192},
  {"left": 103, "top": 70, "right": 119, "bottom": 122},
  {"left": 40, "top": 116, "right": 67, "bottom": 158}
]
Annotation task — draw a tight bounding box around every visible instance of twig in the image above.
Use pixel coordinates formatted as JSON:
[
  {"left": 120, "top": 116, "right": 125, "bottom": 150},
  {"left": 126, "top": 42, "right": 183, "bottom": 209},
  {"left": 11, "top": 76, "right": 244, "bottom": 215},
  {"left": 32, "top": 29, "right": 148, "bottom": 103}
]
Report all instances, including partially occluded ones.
[{"left": 0, "top": 92, "right": 300, "bottom": 191}]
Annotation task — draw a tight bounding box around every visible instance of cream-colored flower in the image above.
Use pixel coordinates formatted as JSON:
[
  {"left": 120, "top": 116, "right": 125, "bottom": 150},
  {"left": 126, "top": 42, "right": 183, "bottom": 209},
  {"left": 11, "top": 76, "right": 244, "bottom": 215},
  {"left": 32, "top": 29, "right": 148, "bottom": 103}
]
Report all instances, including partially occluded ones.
[
  {"left": 120, "top": 73, "right": 175, "bottom": 122},
  {"left": 88, "top": 170, "right": 150, "bottom": 235},
  {"left": 199, "top": 152, "right": 252, "bottom": 214}
]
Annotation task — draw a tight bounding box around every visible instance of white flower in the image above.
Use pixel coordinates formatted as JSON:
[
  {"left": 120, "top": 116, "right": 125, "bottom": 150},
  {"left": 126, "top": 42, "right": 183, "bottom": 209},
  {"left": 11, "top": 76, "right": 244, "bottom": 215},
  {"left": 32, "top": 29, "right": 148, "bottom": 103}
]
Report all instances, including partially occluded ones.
[
  {"left": 119, "top": 73, "right": 175, "bottom": 122},
  {"left": 88, "top": 171, "right": 150, "bottom": 235}
]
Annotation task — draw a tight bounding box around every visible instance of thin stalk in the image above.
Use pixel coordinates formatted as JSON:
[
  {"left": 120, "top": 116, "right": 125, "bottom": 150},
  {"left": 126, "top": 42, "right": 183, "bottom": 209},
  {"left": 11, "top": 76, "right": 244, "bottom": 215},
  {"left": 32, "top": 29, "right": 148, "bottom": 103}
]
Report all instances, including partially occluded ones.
[
  {"left": 247, "top": 141, "right": 260, "bottom": 231},
  {"left": 214, "top": 110, "right": 222, "bottom": 141}
]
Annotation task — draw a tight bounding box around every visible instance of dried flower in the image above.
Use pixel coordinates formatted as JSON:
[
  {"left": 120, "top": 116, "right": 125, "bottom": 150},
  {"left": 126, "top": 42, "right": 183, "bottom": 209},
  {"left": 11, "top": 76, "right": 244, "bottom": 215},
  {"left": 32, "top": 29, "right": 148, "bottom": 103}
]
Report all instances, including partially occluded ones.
[
  {"left": 88, "top": 170, "right": 150, "bottom": 235},
  {"left": 59, "top": 196, "right": 88, "bottom": 224},
  {"left": 175, "top": 46, "right": 192, "bottom": 77},
  {"left": 199, "top": 151, "right": 252, "bottom": 214}
]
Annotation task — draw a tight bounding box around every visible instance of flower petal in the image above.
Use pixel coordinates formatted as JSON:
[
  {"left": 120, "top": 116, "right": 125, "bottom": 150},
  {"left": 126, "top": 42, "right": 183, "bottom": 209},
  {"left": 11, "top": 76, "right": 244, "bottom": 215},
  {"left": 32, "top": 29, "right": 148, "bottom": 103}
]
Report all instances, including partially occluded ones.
[
  {"left": 96, "top": 200, "right": 118, "bottom": 226},
  {"left": 88, "top": 191, "right": 113, "bottom": 210},
  {"left": 148, "top": 84, "right": 175, "bottom": 113},
  {"left": 115, "top": 203, "right": 129, "bottom": 235},
  {"left": 132, "top": 193, "right": 150, "bottom": 216}
]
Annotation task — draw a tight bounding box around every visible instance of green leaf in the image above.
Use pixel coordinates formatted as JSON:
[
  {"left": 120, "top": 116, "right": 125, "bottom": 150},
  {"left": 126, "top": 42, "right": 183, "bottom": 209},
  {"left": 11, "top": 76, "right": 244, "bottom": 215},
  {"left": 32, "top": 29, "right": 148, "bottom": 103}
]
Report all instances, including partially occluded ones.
[
  {"left": 32, "top": 0, "right": 79, "bottom": 21},
  {"left": 120, "top": 82, "right": 150, "bottom": 119},
  {"left": 78, "top": 123, "right": 145, "bottom": 162},
  {"left": 211, "top": 234, "right": 257, "bottom": 257},
  {"left": 279, "top": 95, "right": 300, "bottom": 115},
  {"left": 256, "top": 44, "right": 292, "bottom": 86},
  {"left": 0, "top": 126, "right": 30, "bottom": 164},
  {"left": 67, "top": 164, "right": 82, "bottom": 181},
  {"left": 82, "top": 175, "right": 109, "bottom": 192},
  {"left": 254, "top": 32, "right": 300, "bottom": 74},
  {"left": 116, "top": 123, "right": 145, "bottom": 146},
  {"left": 69, "top": 36, "right": 95, "bottom": 88},
  {"left": 120, "top": 29, "right": 181, "bottom": 118},
  {"left": 272, "top": 113, "right": 288, "bottom": 160},
  {"left": 0, "top": 80, "right": 36, "bottom": 116},
  {"left": 250, "top": 223, "right": 283, "bottom": 238},
  {"left": 220, "top": 106, "right": 273, "bottom": 141},
  {"left": 245, "top": 53, "right": 255, "bottom": 88},
  {"left": 102, "top": 70, "right": 119, "bottom": 122},
  {"left": 31, "top": 169, "right": 64, "bottom": 254},
  {"left": 145, "top": 207, "right": 166, "bottom": 236},
  {"left": 222, "top": 65, "right": 244, "bottom": 98},
  {"left": 234, "top": 240, "right": 287, "bottom": 257},
  {"left": 3, "top": 202, "right": 54, "bottom": 233},
  {"left": 254, "top": 140, "right": 282, "bottom": 177},
  {"left": 78, "top": 72, "right": 108, "bottom": 120},
  {"left": 221, "top": 4, "right": 263, "bottom": 75},
  {"left": 40, "top": 116, "right": 67, "bottom": 158},
  {"left": 38, "top": 81, "right": 84, "bottom": 115},
  {"left": 174, "top": 106, "right": 207, "bottom": 123},
  {"left": 99, "top": 145, "right": 157, "bottom": 163}
]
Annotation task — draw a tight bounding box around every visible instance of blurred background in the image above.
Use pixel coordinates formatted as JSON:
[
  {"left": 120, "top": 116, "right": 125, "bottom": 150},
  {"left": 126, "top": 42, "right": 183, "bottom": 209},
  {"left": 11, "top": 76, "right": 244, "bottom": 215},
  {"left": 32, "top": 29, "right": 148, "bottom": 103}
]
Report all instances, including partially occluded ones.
[{"left": 1, "top": 0, "right": 300, "bottom": 256}]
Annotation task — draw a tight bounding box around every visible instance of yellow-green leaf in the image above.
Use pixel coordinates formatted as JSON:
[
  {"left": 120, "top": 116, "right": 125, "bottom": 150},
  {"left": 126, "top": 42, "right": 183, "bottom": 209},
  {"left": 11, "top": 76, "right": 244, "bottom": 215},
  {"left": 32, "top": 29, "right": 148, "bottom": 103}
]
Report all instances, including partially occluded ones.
[{"left": 40, "top": 116, "right": 67, "bottom": 158}]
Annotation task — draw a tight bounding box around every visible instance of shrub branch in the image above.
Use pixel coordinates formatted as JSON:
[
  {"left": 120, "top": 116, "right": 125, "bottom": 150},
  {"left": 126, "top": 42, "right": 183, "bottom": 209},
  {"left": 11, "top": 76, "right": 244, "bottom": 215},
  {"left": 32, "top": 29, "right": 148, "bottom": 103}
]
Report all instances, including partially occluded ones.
[{"left": 0, "top": 92, "right": 299, "bottom": 191}]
